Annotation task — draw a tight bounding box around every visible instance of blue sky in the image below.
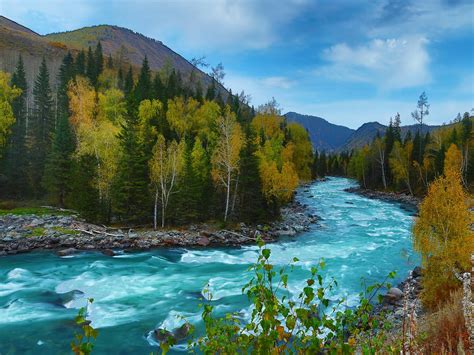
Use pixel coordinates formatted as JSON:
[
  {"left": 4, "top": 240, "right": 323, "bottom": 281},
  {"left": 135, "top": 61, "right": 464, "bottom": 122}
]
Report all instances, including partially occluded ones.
[{"left": 2, "top": 0, "right": 473, "bottom": 128}]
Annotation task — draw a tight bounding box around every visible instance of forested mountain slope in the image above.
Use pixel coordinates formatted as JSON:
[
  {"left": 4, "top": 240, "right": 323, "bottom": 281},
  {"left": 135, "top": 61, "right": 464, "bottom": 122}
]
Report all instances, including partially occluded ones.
[{"left": 284, "top": 112, "right": 354, "bottom": 151}]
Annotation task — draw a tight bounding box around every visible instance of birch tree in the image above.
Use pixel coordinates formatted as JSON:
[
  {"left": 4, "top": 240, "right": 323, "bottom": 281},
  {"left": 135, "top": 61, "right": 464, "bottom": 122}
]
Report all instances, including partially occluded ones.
[
  {"left": 149, "top": 135, "right": 184, "bottom": 228},
  {"left": 373, "top": 137, "right": 387, "bottom": 189},
  {"left": 390, "top": 141, "right": 414, "bottom": 195},
  {"left": 211, "top": 106, "right": 243, "bottom": 221}
]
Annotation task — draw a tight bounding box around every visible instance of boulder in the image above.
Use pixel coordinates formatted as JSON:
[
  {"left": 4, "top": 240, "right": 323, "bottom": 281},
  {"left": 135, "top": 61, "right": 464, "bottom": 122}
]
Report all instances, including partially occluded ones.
[
  {"left": 172, "top": 323, "right": 191, "bottom": 340},
  {"left": 196, "top": 236, "right": 210, "bottom": 247},
  {"left": 412, "top": 266, "right": 422, "bottom": 278},
  {"left": 154, "top": 328, "right": 174, "bottom": 342},
  {"left": 388, "top": 287, "right": 403, "bottom": 298},
  {"left": 102, "top": 249, "right": 116, "bottom": 257},
  {"left": 57, "top": 248, "right": 77, "bottom": 256},
  {"left": 153, "top": 323, "right": 190, "bottom": 343}
]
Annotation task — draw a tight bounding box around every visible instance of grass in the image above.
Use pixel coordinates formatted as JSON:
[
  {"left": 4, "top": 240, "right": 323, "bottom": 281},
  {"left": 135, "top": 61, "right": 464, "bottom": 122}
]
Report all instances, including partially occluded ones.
[
  {"left": 52, "top": 226, "right": 80, "bottom": 235},
  {"left": 417, "top": 289, "right": 470, "bottom": 353},
  {"left": 0, "top": 206, "right": 71, "bottom": 216},
  {"left": 27, "top": 227, "right": 46, "bottom": 237}
]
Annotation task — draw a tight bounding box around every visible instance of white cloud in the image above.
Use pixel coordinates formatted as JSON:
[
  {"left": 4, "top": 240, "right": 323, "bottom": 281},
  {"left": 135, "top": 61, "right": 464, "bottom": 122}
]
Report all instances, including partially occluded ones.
[
  {"left": 0, "top": 0, "right": 94, "bottom": 33},
  {"left": 316, "top": 37, "right": 431, "bottom": 90},
  {"left": 225, "top": 72, "right": 297, "bottom": 108},
  {"left": 370, "top": 0, "right": 474, "bottom": 39},
  {"left": 0, "top": 0, "right": 310, "bottom": 51}
]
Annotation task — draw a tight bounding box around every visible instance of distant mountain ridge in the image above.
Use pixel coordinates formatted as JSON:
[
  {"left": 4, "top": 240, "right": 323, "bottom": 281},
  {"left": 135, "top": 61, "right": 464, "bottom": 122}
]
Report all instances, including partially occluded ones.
[
  {"left": 284, "top": 112, "right": 354, "bottom": 151},
  {"left": 284, "top": 111, "right": 441, "bottom": 152}
]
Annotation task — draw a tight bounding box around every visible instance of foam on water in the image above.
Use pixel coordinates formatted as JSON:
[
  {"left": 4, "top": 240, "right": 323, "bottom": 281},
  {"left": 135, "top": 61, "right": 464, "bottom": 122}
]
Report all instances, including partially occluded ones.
[{"left": 0, "top": 178, "right": 418, "bottom": 354}]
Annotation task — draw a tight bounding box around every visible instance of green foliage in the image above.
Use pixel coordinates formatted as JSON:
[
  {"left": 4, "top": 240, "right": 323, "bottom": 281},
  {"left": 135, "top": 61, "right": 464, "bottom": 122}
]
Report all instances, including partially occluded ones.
[
  {"left": 1, "top": 55, "right": 29, "bottom": 198},
  {"left": 71, "top": 298, "right": 98, "bottom": 355},
  {"left": 0, "top": 206, "right": 71, "bottom": 216},
  {"left": 30, "top": 57, "right": 54, "bottom": 198},
  {"left": 28, "top": 227, "right": 46, "bottom": 237},
  {"left": 159, "top": 242, "right": 397, "bottom": 354}
]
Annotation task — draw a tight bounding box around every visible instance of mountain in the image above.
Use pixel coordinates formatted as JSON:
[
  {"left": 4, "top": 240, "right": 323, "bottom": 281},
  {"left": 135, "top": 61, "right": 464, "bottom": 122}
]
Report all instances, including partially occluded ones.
[
  {"left": 284, "top": 112, "right": 354, "bottom": 151},
  {"left": 45, "top": 25, "right": 215, "bottom": 88},
  {"left": 284, "top": 110, "right": 442, "bottom": 152},
  {"left": 0, "top": 16, "right": 223, "bottom": 103},
  {"left": 339, "top": 122, "right": 441, "bottom": 152}
]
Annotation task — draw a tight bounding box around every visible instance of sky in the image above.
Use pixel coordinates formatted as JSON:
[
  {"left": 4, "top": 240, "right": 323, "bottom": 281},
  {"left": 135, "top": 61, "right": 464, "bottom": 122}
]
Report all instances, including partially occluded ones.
[{"left": 1, "top": 0, "right": 473, "bottom": 128}]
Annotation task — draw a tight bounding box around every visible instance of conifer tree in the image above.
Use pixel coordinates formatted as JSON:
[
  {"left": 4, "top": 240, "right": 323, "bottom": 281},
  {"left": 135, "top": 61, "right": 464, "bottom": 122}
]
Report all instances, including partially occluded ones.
[
  {"left": 134, "top": 56, "right": 152, "bottom": 106},
  {"left": 113, "top": 112, "right": 150, "bottom": 223},
  {"left": 86, "top": 46, "right": 96, "bottom": 85},
  {"left": 117, "top": 67, "right": 124, "bottom": 91},
  {"left": 95, "top": 41, "right": 104, "bottom": 78},
  {"left": 43, "top": 52, "right": 76, "bottom": 206},
  {"left": 76, "top": 50, "right": 86, "bottom": 76},
  {"left": 70, "top": 155, "right": 102, "bottom": 221},
  {"left": 237, "top": 130, "right": 267, "bottom": 222},
  {"left": 2, "top": 56, "right": 29, "bottom": 198},
  {"left": 124, "top": 66, "right": 134, "bottom": 97},
  {"left": 30, "top": 57, "right": 54, "bottom": 197}
]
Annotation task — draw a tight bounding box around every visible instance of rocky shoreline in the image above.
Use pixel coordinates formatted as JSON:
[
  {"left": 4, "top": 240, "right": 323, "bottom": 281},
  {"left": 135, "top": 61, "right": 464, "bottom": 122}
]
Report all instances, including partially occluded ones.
[
  {"left": 0, "top": 200, "right": 319, "bottom": 257},
  {"left": 344, "top": 187, "right": 421, "bottom": 210}
]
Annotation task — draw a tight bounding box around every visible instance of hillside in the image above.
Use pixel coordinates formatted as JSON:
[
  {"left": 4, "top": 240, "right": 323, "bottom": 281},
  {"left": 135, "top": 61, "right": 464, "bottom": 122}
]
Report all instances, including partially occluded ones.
[
  {"left": 0, "top": 16, "right": 70, "bottom": 105},
  {"left": 0, "top": 16, "right": 223, "bottom": 103},
  {"left": 45, "top": 25, "right": 216, "bottom": 89},
  {"left": 284, "top": 112, "right": 354, "bottom": 151}
]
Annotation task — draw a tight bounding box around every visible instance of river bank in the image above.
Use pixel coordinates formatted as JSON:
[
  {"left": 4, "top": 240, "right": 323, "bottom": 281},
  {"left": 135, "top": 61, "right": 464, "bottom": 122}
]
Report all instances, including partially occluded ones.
[
  {"left": 0, "top": 200, "right": 319, "bottom": 256},
  {"left": 344, "top": 186, "right": 421, "bottom": 210}
]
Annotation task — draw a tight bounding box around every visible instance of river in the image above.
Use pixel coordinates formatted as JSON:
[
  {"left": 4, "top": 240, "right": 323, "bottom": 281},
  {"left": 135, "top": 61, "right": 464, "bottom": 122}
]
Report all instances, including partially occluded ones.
[{"left": 0, "top": 177, "right": 418, "bottom": 353}]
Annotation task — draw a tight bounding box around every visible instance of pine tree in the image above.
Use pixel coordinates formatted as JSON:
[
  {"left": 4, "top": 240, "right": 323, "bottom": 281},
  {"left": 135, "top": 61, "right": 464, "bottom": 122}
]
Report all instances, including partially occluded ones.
[
  {"left": 134, "top": 56, "right": 152, "bottom": 105},
  {"left": 43, "top": 52, "right": 76, "bottom": 206},
  {"left": 2, "top": 55, "right": 29, "bottom": 198},
  {"left": 70, "top": 155, "right": 102, "bottom": 222},
  {"left": 86, "top": 46, "right": 96, "bottom": 85},
  {"left": 124, "top": 66, "right": 134, "bottom": 97},
  {"left": 30, "top": 57, "right": 54, "bottom": 197},
  {"left": 173, "top": 138, "right": 202, "bottom": 223},
  {"left": 113, "top": 112, "right": 150, "bottom": 223},
  {"left": 75, "top": 50, "right": 86, "bottom": 76},
  {"left": 95, "top": 41, "right": 104, "bottom": 78},
  {"left": 237, "top": 130, "right": 267, "bottom": 222},
  {"left": 117, "top": 67, "right": 124, "bottom": 91}
]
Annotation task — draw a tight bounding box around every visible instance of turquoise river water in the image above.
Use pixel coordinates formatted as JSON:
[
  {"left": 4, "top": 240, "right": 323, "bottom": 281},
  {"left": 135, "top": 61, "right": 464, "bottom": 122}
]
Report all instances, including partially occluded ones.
[{"left": 0, "top": 177, "right": 419, "bottom": 353}]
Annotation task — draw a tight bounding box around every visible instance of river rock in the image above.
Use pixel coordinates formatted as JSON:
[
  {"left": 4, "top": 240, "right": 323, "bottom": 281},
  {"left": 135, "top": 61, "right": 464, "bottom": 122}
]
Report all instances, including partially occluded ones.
[
  {"left": 154, "top": 328, "right": 174, "bottom": 342},
  {"left": 196, "top": 236, "right": 210, "bottom": 246},
  {"left": 172, "top": 323, "right": 191, "bottom": 340},
  {"left": 57, "top": 248, "right": 77, "bottom": 256},
  {"left": 412, "top": 266, "right": 422, "bottom": 278},
  {"left": 102, "top": 249, "right": 116, "bottom": 256}
]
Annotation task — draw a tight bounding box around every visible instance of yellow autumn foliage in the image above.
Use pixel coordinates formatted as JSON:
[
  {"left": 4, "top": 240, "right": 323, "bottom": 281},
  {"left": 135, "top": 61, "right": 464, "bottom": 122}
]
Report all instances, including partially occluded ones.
[
  {"left": 0, "top": 71, "right": 21, "bottom": 157},
  {"left": 413, "top": 144, "right": 473, "bottom": 309},
  {"left": 68, "top": 77, "right": 122, "bottom": 201}
]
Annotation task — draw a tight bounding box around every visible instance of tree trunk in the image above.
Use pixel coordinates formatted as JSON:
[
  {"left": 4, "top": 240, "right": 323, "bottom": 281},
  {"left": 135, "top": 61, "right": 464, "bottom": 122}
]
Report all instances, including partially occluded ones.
[
  {"left": 224, "top": 170, "right": 231, "bottom": 221},
  {"left": 161, "top": 201, "right": 166, "bottom": 228},
  {"left": 231, "top": 174, "right": 239, "bottom": 215},
  {"left": 153, "top": 189, "right": 158, "bottom": 230},
  {"left": 381, "top": 161, "right": 387, "bottom": 189}
]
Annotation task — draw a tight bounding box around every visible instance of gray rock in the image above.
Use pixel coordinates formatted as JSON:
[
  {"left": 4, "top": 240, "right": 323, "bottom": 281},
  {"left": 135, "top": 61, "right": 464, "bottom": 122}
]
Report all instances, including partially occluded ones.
[
  {"left": 153, "top": 328, "right": 174, "bottom": 342},
  {"left": 172, "top": 323, "right": 191, "bottom": 340},
  {"left": 388, "top": 287, "right": 404, "bottom": 298},
  {"left": 57, "top": 248, "right": 77, "bottom": 256},
  {"left": 102, "top": 249, "right": 115, "bottom": 256},
  {"left": 412, "top": 266, "right": 422, "bottom": 278}
]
